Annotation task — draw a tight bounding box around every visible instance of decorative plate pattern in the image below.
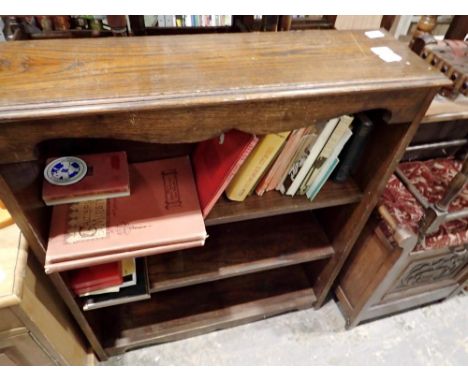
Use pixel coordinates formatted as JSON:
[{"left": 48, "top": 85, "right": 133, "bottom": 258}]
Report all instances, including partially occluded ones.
[{"left": 44, "top": 156, "right": 87, "bottom": 186}]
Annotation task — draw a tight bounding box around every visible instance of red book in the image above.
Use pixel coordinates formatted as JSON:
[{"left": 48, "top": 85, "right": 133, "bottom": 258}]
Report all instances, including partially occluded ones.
[
  {"left": 192, "top": 130, "right": 259, "bottom": 218},
  {"left": 45, "top": 157, "right": 207, "bottom": 273},
  {"left": 42, "top": 151, "right": 130, "bottom": 206},
  {"left": 68, "top": 261, "right": 122, "bottom": 295}
]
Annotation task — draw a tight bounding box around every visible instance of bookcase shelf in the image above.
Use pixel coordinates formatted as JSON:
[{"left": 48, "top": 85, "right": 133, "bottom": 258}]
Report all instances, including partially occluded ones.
[
  {"left": 205, "top": 178, "right": 362, "bottom": 226},
  {"left": 98, "top": 265, "right": 316, "bottom": 355},
  {"left": 422, "top": 95, "right": 468, "bottom": 124},
  {"left": 147, "top": 212, "right": 333, "bottom": 293},
  {"left": 0, "top": 30, "right": 449, "bottom": 360}
]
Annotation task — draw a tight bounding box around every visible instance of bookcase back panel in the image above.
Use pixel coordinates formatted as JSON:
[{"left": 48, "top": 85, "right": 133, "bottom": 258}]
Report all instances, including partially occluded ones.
[{"left": 36, "top": 139, "right": 195, "bottom": 164}]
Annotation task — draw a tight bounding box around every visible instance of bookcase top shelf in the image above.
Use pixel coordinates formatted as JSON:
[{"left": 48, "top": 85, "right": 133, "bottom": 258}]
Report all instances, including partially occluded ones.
[{"left": 0, "top": 29, "right": 449, "bottom": 122}]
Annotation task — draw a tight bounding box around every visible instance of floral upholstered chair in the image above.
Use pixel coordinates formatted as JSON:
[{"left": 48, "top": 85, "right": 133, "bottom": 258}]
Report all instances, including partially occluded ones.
[{"left": 376, "top": 156, "right": 468, "bottom": 295}]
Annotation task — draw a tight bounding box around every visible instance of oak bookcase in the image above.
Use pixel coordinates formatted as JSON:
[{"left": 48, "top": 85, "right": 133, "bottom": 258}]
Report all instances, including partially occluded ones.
[{"left": 0, "top": 30, "right": 449, "bottom": 360}]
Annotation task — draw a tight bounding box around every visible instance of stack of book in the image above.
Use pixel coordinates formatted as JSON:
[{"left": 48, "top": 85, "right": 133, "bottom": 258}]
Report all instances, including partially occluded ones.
[
  {"left": 192, "top": 113, "right": 374, "bottom": 217},
  {"left": 155, "top": 15, "right": 232, "bottom": 28},
  {"left": 68, "top": 258, "right": 149, "bottom": 310},
  {"left": 43, "top": 152, "right": 207, "bottom": 309}
]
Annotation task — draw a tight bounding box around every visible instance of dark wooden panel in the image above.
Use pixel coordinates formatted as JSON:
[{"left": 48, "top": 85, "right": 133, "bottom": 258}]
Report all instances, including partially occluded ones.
[
  {"left": 206, "top": 178, "right": 362, "bottom": 226},
  {"left": 101, "top": 265, "right": 316, "bottom": 355},
  {"left": 0, "top": 88, "right": 432, "bottom": 164},
  {"left": 148, "top": 212, "right": 334, "bottom": 292},
  {"left": 444, "top": 16, "right": 468, "bottom": 40},
  {"left": 0, "top": 30, "right": 447, "bottom": 121},
  {"left": 314, "top": 89, "right": 438, "bottom": 307},
  {"left": 0, "top": 162, "right": 49, "bottom": 254}
]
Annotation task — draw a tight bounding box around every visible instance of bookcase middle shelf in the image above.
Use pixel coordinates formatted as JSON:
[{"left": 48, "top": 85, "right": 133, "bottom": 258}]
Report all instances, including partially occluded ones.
[
  {"left": 205, "top": 177, "right": 362, "bottom": 226},
  {"left": 147, "top": 211, "right": 334, "bottom": 293}
]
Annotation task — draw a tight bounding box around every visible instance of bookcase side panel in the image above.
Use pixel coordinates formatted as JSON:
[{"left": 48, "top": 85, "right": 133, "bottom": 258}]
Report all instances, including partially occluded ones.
[{"left": 312, "top": 88, "right": 439, "bottom": 307}]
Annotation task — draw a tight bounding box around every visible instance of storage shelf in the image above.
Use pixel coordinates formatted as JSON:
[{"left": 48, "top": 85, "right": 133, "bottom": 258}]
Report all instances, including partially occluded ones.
[
  {"left": 101, "top": 265, "right": 316, "bottom": 355},
  {"left": 422, "top": 95, "right": 468, "bottom": 124},
  {"left": 147, "top": 212, "right": 333, "bottom": 293},
  {"left": 205, "top": 178, "right": 362, "bottom": 226}
]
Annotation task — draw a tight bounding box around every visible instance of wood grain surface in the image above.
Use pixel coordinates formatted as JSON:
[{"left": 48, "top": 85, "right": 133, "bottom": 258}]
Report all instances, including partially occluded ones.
[
  {"left": 0, "top": 30, "right": 448, "bottom": 121},
  {"left": 147, "top": 212, "right": 334, "bottom": 292},
  {"left": 206, "top": 178, "right": 362, "bottom": 226},
  {"left": 101, "top": 265, "right": 316, "bottom": 355}
]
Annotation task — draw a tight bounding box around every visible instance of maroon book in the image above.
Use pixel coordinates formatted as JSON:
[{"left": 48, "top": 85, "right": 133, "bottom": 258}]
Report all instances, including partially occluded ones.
[
  {"left": 42, "top": 151, "right": 130, "bottom": 206},
  {"left": 68, "top": 261, "right": 123, "bottom": 295},
  {"left": 192, "top": 130, "right": 258, "bottom": 218}
]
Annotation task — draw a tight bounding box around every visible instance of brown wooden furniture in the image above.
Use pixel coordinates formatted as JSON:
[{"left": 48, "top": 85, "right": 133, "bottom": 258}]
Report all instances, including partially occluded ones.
[
  {"left": 336, "top": 118, "right": 468, "bottom": 328},
  {"left": 0, "top": 30, "right": 448, "bottom": 360},
  {"left": 0, "top": 224, "right": 93, "bottom": 365}
]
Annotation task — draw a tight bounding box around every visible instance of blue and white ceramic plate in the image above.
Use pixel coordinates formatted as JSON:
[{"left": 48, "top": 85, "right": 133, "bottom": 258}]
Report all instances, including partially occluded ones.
[{"left": 44, "top": 156, "right": 87, "bottom": 186}]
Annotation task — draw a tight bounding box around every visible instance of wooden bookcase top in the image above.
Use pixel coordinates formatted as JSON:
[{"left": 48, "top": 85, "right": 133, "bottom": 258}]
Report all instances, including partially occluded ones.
[{"left": 0, "top": 29, "right": 448, "bottom": 122}]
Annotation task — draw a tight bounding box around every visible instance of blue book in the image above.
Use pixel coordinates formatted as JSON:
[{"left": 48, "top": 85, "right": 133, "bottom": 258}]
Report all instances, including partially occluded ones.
[{"left": 306, "top": 157, "right": 340, "bottom": 200}]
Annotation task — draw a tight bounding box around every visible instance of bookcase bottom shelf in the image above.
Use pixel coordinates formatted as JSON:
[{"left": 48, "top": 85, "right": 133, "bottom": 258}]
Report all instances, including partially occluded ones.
[{"left": 99, "top": 265, "right": 316, "bottom": 355}]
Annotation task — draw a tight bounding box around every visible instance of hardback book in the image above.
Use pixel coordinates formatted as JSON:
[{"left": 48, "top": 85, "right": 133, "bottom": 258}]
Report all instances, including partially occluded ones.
[
  {"left": 45, "top": 157, "right": 207, "bottom": 273},
  {"left": 73, "top": 259, "right": 136, "bottom": 297},
  {"left": 68, "top": 261, "right": 122, "bottom": 296},
  {"left": 42, "top": 151, "right": 130, "bottom": 206},
  {"left": 302, "top": 116, "right": 354, "bottom": 196},
  {"left": 279, "top": 121, "right": 337, "bottom": 196},
  {"left": 332, "top": 113, "right": 375, "bottom": 183},
  {"left": 225, "top": 131, "right": 290, "bottom": 202},
  {"left": 192, "top": 130, "right": 258, "bottom": 217},
  {"left": 82, "top": 257, "right": 150, "bottom": 311},
  {"left": 306, "top": 157, "right": 340, "bottom": 200},
  {"left": 46, "top": 237, "right": 205, "bottom": 274},
  {"left": 255, "top": 128, "right": 307, "bottom": 196}
]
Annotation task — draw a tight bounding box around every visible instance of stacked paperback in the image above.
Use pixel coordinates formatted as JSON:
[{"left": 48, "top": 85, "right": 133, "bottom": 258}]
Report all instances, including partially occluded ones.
[{"left": 43, "top": 152, "right": 207, "bottom": 309}]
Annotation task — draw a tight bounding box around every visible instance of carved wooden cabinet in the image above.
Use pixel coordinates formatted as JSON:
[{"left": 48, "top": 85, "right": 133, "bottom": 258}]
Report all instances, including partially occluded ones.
[{"left": 0, "top": 30, "right": 448, "bottom": 360}]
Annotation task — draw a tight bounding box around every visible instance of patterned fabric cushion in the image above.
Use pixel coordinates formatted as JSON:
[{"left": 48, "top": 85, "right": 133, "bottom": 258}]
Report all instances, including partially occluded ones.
[
  {"left": 398, "top": 158, "right": 468, "bottom": 212},
  {"left": 378, "top": 158, "right": 468, "bottom": 251}
]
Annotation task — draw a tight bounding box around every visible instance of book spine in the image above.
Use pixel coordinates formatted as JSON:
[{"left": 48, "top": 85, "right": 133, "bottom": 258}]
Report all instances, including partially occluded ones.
[
  {"left": 202, "top": 135, "right": 259, "bottom": 217},
  {"left": 157, "top": 15, "right": 166, "bottom": 27},
  {"left": 332, "top": 114, "right": 375, "bottom": 183},
  {"left": 301, "top": 116, "right": 354, "bottom": 193},
  {"left": 255, "top": 130, "right": 300, "bottom": 196},
  {"left": 292, "top": 118, "right": 341, "bottom": 196},
  {"left": 164, "top": 15, "right": 173, "bottom": 27},
  {"left": 225, "top": 132, "right": 289, "bottom": 202},
  {"left": 306, "top": 157, "right": 340, "bottom": 200},
  {"left": 265, "top": 129, "right": 305, "bottom": 192}
]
